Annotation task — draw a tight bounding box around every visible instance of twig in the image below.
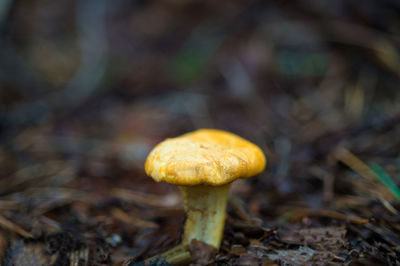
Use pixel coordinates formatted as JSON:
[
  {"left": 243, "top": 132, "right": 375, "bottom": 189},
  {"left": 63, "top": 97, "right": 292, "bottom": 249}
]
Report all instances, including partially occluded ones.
[
  {"left": 0, "top": 215, "right": 33, "bottom": 238},
  {"left": 282, "top": 207, "right": 369, "bottom": 224},
  {"left": 111, "top": 208, "right": 159, "bottom": 229},
  {"left": 144, "top": 244, "right": 192, "bottom": 265},
  {"left": 112, "top": 188, "right": 180, "bottom": 208}
]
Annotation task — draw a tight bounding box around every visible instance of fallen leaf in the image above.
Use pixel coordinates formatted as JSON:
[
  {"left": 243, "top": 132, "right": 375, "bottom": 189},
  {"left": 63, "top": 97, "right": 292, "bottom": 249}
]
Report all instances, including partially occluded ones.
[{"left": 189, "top": 239, "right": 217, "bottom": 265}]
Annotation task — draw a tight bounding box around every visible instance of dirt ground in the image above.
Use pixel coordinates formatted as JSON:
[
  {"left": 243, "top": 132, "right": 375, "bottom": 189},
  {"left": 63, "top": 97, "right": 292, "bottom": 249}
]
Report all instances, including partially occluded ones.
[{"left": 0, "top": 1, "right": 399, "bottom": 265}]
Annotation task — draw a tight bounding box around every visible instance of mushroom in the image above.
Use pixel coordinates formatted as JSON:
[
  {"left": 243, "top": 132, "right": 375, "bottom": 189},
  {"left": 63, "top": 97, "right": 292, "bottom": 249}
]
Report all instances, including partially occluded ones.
[{"left": 145, "top": 129, "right": 266, "bottom": 249}]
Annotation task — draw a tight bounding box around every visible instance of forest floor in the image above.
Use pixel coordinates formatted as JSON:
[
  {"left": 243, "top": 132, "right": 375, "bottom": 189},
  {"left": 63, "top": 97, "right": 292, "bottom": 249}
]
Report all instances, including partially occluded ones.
[{"left": 1, "top": 1, "right": 400, "bottom": 265}]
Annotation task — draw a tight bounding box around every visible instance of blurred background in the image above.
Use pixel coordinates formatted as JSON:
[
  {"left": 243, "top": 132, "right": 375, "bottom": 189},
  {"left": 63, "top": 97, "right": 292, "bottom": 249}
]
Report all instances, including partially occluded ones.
[{"left": 0, "top": 0, "right": 399, "bottom": 264}]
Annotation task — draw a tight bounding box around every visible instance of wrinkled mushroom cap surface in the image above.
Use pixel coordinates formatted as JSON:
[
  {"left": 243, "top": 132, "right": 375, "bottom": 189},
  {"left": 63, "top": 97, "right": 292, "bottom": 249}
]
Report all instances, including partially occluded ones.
[{"left": 145, "top": 129, "right": 266, "bottom": 186}]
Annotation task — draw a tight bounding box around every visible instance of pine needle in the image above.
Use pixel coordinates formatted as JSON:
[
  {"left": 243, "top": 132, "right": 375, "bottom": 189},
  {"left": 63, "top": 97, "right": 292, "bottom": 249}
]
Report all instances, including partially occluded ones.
[{"left": 369, "top": 163, "right": 400, "bottom": 201}]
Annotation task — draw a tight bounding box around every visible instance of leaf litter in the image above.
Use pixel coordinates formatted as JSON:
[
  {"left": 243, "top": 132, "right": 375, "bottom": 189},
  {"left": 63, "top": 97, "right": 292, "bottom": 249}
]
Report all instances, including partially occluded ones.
[{"left": 1, "top": 1, "right": 400, "bottom": 265}]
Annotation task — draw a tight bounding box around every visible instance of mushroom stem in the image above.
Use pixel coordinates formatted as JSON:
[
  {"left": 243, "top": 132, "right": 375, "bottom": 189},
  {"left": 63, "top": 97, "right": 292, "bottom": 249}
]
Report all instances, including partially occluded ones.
[{"left": 179, "top": 183, "right": 231, "bottom": 249}]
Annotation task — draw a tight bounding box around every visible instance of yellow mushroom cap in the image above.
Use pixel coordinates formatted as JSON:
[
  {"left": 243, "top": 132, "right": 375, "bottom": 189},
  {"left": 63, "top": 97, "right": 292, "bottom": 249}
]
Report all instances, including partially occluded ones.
[{"left": 145, "top": 129, "right": 266, "bottom": 186}]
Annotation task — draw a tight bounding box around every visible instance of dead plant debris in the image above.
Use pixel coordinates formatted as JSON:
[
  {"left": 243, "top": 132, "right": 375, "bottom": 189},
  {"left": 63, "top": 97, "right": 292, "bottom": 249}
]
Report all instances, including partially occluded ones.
[{"left": 1, "top": 0, "right": 400, "bottom": 265}]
